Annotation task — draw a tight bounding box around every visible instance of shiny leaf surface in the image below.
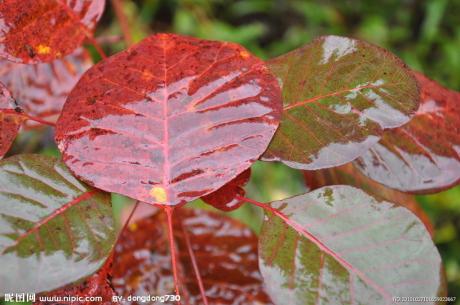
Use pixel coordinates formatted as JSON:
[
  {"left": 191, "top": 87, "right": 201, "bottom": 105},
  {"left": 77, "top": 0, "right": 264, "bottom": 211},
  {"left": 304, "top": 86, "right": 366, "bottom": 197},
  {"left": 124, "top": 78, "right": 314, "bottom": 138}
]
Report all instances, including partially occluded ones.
[
  {"left": 259, "top": 185, "right": 444, "bottom": 305},
  {"left": 34, "top": 256, "right": 115, "bottom": 305},
  {"left": 303, "top": 163, "right": 434, "bottom": 236},
  {"left": 56, "top": 33, "right": 282, "bottom": 206},
  {"left": 0, "top": 0, "right": 105, "bottom": 63},
  {"left": 0, "top": 48, "right": 92, "bottom": 126},
  {"left": 202, "top": 168, "right": 251, "bottom": 211},
  {"left": 354, "top": 72, "right": 460, "bottom": 193},
  {"left": 263, "top": 36, "right": 419, "bottom": 170},
  {"left": 0, "top": 154, "right": 116, "bottom": 294},
  {"left": 0, "top": 83, "right": 24, "bottom": 158},
  {"left": 112, "top": 208, "right": 273, "bottom": 305}
]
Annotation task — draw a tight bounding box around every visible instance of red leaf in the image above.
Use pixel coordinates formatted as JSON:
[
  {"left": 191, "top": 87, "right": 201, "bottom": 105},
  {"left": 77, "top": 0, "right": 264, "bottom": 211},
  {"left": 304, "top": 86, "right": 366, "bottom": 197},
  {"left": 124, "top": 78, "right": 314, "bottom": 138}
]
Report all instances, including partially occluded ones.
[
  {"left": 55, "top": 33, "right": 282, "bottom": 206},
  {"left": 0, "top": 84, "right": 24, "bottom": 158},
  {"left": 0, "top": 0, "right": 105, "bottom": 63},
  {"left": 0, "top": 48, "right": 92, "bottom": 126},
  {"left": 202, "top": 168, "right": 251, "bottom": 211},
  {"left": 112, "top": 208, "right": 273, "bottom": 305},
  {"left": 303, "top": 163, "right": 434, "bottom": 236},
  {"left": 34, "top": 257, "right": 115, "bottom": 305},
  {"left": 354, "top": 72, "right": 460, "bottom": 193}
]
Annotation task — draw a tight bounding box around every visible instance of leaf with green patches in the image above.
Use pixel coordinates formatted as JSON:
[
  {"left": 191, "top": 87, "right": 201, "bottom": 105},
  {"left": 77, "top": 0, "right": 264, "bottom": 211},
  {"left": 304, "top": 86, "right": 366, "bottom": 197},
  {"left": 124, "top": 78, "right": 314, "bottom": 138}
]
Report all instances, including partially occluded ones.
[
  {"left": 259, "top": 185, "right": 445, "bottom": 305},
  {"left": 262, "top": 36, "right": 419, "bottom": 170},
  {"left": 0, "top": 154, "right": 116, "bottom": 295}
]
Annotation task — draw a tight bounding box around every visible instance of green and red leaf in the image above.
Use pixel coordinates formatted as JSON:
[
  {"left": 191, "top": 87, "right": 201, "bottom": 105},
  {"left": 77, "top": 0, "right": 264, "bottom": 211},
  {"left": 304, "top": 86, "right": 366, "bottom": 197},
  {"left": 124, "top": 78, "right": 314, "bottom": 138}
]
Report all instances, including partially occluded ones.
[
  {"left": 0, "top": 154, "right": 116, "bottom": 295},
  {"left": 0, "top": 48, "right": 92, "bottom": 126},
  {"left": 112, "top": 207, "right": 273, "bottom": 305},
  {"left": 0, "top": 0, "right": 105, "bottom": 63},
  {"left": 354, "top": 72, "right": 460, "bottom": 193},
  {"left": 34, "top": 256, "right": 115, "bottom": 305},
  {"left": 262, "top": 36, "right": 419, "bottom": 170},
  {"left": 56, "top": 33, "right": 282, "bottom": 206},
  {"left": 257, "top": 186, "right": 444, "bottom": 305},
  {"left": 303, "top": 163, "right": 434, "bottom": 236}
]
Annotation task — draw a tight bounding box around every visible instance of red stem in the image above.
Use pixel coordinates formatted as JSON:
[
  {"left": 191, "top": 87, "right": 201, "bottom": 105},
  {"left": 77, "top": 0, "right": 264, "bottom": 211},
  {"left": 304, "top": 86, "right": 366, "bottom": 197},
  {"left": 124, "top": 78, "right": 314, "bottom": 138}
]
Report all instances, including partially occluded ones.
[
  {"left": 87, "top": 35, "right": 107, "bottom": 59},
  {"left": 115, "top": 201, "right": 140, "bottom": 244},
  {"left": 22, "top": 113, "right": 56, "bottom": 127},
  {"left": 181, "top": 220, "right": 209, "bottom": 305},
  {"left": 111, "top": 0, "right": 134, "bottom": 46},
  {"left": 2, "top": 190, "right": 96, "bottom": 254},
  {"left": 164, "top": 206, "right": 181, "bottom": 301}
]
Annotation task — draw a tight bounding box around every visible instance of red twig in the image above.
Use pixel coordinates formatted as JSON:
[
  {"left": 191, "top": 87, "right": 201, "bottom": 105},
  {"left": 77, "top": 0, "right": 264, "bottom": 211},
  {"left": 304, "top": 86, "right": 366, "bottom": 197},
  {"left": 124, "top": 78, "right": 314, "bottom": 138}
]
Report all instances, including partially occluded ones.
[
  {"left": 86, "top": 35, "right": 107, "bottom": 59},
  {"left": 21, "top": 113, "right": 56, "bottom": 127},
  {"left": 115, "top": 201, "right": 140, "bottom": 244},
  {"left": 180, "top": 220, "right": 209, "bottom": 305},
  {"left": 164, "top": 206, "right": 182, "bottom": 302},
  {"left": 111, "top": 0, "right": 134, "bottom": 46}
]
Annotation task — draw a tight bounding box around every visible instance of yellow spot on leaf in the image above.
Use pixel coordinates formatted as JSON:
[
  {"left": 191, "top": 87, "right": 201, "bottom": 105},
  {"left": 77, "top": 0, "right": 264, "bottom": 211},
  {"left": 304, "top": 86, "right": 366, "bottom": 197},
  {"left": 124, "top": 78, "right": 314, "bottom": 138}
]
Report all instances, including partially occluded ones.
[
  {"left": 150, "top": 186, "right": 167, "bottom": 203},
  {"left": 240, "top": 50, "right": 250, "bottom": 58},
  {"left": 142, "top": 71, "right": 154, "bottom": 80},
  {"left": 129, "top": 223, "right": 138, "bottom": 231},
  {"left": 36, "top": 44, "right": 51, "bottom": 55}
]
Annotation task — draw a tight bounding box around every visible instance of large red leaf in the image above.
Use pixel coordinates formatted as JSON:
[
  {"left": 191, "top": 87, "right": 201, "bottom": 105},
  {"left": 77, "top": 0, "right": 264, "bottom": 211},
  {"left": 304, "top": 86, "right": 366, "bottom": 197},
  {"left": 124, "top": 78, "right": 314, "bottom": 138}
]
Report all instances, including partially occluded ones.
[
  {"left": 202, "top": 168, "right": 251, "bottom": 211},
  {"left": 34, "top": 257, "right": 115, "bottom": 305},
  {"left": 257, "top": 186, "right": 445, "bottom": 305},
  {"left": 303, "top": 163, "right": 434, "bottom": 236},
  {"left": 0, "top": 154, "right": 116, "bottom": 294},
  {"left": 0, "top": 83, "right": 24, "bottom": 158},
  {"left": 55, "top": 33, "right": 282, "bottom": 206},
  {"left": 112, "top": 208, "right": 273, "bottom": 305},
  {"left": 262, "top": 36, "right": 419, "bottom": 170},
  {"left": 0, "top": 48, "right": 92, "bottom": 126},
  {"left": 0, "top": 0, "right": 105, "bottom": 63},
  {"left": 354, "top": 72, "right": 460, "bottom": 193}
]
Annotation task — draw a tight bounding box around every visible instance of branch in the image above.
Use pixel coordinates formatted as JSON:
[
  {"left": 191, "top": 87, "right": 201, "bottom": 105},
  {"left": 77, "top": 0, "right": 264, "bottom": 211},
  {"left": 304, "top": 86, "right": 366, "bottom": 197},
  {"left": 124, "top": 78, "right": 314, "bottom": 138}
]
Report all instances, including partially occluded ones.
[
  {"left": 111, "top": 0, "right": 134, "bottom": 46},
  {"left": 164, "top": 206, "right": 182, "bottom": 303}
]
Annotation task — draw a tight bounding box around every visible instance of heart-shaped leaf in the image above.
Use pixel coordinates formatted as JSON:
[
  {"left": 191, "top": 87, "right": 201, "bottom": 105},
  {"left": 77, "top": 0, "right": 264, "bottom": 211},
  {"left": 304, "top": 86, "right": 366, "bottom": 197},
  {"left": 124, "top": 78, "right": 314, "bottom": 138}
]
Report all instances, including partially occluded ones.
[
  {"left": 0, "top": 0, "right": 105, "bottom": 63},
  {"left": 0, "top": 154, "right": 116, "bottom": 294},
  {"left": 55, "top": 33, "right": 282, "bottom": 206},
  {"left": 0, "top": 48, "right": 92, "bottom": 126},
  {"left": 262, "top": 36, "right": 419, "bottom": 170},
  {"left": 354, "top": 72, "right": 460, "bottom": 194},
  {"left": 112, "top": 207, "right": 273, "bottom": 305},
  {"left": 34, "top": 256, "right": 115, "bottom": 305},
  {"left": 0, "top": 84, "right": 24, "bottom": 158},
  {"left": 303, "top": 163, "right": 434, "bottom": 236},
  {"left": 258, "top": 185, "right": 444, "bottom": 305},
  {"left": 202, "top": 168, "right": 251, "bottom": 211}
]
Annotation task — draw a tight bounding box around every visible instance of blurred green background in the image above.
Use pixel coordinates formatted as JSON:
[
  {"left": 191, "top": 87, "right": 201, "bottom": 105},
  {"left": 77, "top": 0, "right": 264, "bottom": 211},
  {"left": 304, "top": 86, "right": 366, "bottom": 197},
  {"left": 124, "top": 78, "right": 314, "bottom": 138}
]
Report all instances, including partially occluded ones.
[{"left": 3, "top": 0, "right": 459, "bottom": 304}]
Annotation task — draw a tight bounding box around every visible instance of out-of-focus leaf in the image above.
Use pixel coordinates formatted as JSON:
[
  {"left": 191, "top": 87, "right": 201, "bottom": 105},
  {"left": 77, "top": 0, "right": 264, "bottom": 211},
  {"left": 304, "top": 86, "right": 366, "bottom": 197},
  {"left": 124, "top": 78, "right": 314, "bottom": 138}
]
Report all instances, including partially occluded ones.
[
  {"left": 0, "top": 0, "right": 105, "bottom": 63},
  {"left": 259, "top": 185, "right": 445, "bottom": 305},
  {"left": 202, "top": 168, "right": 251, "bottom": 211},
  {"left": 0, "top": 48, "right": 92, "bottom": 126},
  {"left": 55, "top": 33, "right": 282, "bottom": 206},
  {"left": 354, "top": 72, "right": 460, "bottom": 194},
  {"left": 0, "top": 154, "right": 115, "bottom": 294},
  {"left": 112, "top": 207, "right": 273, "bottom": 305},
  {"left": 33, "top": 256, "right": 115, "bottom": 305},
  {"left": 0, "top": 83, "right": 24, "bottom": 159},
  {"left": 262, "top": 35, "right": 419, "bottom": 170},
  {"left": 303, "top": 163, "right": 434, "bottom": 236}
]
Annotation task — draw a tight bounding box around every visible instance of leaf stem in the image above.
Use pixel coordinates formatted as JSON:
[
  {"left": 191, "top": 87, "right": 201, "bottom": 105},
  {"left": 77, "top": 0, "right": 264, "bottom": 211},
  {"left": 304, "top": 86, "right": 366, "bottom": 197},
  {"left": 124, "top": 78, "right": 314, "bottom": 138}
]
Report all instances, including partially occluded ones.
[
  {"left": 164, "top": 206, "right": 182, "bottom": 302},
  {"left": 180, "top": 219, "right": 209, "bottom": 305},
  {"left": 22, "top": 113, "right": 56, "bottom": 127},
  {"left": 111, "top": 0, "right": 134, "bottom": 46}
]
